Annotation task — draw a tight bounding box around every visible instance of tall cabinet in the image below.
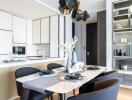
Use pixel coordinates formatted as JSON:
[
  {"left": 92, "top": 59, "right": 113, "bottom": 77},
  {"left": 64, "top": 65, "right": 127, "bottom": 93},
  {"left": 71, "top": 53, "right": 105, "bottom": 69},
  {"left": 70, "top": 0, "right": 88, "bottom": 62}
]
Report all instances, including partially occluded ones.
[
  {"left": 32, "top": 20, "right": 41, "bottom": 44},
  {"left": 41, "top": 17, "right": 50, "bottom": 43},
  {"left": 50, "top": 15, "right": 59, "bottom": 57},
  {"left": 0, "top": 11, "right": 12, "bottom": 54},
  {"left": 13, "top": 16, "right": 27, "bottom": 44},
  {"left": 32, "top": 17, "right": 50, "bottom": 44},
  {"left": 0, "top": 11, "right": 12, "bottom": 31},
  {"left": 32, "top": 15, "right": 65, "bottom": 58},
  {"left": 112, "top": 0, "right": 132, "bottom": 88}
]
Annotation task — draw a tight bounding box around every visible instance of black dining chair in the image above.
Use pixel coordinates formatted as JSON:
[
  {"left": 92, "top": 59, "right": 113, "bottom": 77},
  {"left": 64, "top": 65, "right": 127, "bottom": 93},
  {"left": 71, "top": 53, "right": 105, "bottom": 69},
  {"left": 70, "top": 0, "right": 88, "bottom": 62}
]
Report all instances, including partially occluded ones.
[
  {"left": 68, "top": 79, "right": 120, "bottom": 100},
  {"left": 47, "top": 63, "right": 64, "bottom": 70},
  {"left": 79, "top": 71, "right": 118, "bottom": 94},
  {"left": 15, "top": 67, "right": 53, "bottom": 100}
]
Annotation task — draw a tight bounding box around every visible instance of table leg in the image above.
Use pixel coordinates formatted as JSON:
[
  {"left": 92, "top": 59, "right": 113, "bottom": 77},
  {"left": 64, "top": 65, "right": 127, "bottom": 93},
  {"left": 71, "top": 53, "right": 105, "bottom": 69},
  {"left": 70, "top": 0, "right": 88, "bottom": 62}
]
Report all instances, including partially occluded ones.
[
  {"left": 59, "top": 93, "right": 66, "bottom": 100},
  {"left": 21, "top": 88, "right": 30, "bottom": 100}
]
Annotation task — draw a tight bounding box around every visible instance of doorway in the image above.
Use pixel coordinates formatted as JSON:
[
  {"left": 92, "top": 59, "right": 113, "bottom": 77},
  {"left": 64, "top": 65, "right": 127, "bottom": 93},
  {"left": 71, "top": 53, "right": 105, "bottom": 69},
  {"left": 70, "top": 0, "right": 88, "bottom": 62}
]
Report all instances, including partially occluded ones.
[
  {"left": 86, "top": 11, "right": 106, "bottom": 66},
  {"left": 86, "top": 23, "right": 97, "bottom": 65}
]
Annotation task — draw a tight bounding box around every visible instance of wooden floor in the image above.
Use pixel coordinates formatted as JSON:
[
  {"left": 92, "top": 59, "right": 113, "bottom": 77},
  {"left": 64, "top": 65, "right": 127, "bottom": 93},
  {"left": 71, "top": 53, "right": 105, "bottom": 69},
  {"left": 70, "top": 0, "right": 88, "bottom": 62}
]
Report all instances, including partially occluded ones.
[
  {"left": 45, "top": 88, "right": 132, "bottom": 100},
  {"left": 118, "top": 88, "right": 132, "bottom": 100}
]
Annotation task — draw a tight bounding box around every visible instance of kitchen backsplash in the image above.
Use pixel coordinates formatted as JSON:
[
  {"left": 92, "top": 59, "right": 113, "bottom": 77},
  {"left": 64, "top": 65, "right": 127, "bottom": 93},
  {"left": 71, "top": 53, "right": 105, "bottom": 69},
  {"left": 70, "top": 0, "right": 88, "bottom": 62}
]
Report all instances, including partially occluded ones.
[{"left": 26, "top": 44, "right": 50, "bottom": 57}]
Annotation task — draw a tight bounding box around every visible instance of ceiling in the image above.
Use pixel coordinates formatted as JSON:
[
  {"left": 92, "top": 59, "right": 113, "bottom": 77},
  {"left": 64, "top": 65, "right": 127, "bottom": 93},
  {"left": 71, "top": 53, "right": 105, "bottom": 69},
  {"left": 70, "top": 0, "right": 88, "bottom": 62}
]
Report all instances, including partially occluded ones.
[
  {"left": 0, "top": 0, "right": 57, "bottom": 20},
  {"left": 38, "top": 0, "right": 106, "bottom": 13},
  {"left": 0, "top": 0, "right": 106, "bottom": 20},
  {"left": 37, "top": 0, "right": 106, "bottom": 23},
  {"left": 80, "top": 0, "right": 106, "bottom": 13}
]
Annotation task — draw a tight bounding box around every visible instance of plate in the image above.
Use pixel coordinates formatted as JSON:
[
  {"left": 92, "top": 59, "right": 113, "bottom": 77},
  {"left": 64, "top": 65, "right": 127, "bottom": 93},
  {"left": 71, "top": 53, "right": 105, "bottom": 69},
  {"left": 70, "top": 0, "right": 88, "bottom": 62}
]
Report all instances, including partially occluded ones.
[{"left": 39, "top": 70, "right": 54, "bottom": 76}]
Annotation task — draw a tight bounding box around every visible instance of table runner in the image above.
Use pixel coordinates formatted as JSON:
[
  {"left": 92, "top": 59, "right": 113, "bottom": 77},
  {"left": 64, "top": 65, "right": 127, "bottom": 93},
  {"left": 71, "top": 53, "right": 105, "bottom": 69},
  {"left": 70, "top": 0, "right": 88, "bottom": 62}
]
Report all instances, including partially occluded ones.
[{"left": 23, "top": 72, "right": 66, "bottom": 93}]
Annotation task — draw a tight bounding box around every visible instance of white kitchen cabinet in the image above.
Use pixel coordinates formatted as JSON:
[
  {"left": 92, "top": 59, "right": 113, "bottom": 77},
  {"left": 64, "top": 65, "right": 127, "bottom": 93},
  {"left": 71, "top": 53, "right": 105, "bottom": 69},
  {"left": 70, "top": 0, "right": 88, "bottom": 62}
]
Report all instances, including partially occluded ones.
[
  {"left": 0, "top": 11, "right": 12, "bottom": 31},
  {"left": 59, "top": 15, "right": 65, "bottom": 57},
  {"left": 0, "top": 30, "right": 12, "bottom": 54},
  {"left": 41, "top": 17, "right": 50, "bottom": 43},
  {"left": 32, "top": 20, "right": 41, "bottom": 44},
  {"left": 50, "top": 15, "right": 59, "bottom": 57},
  {"left": 13, "top": 16, "right": 27, "bottom": 43}
]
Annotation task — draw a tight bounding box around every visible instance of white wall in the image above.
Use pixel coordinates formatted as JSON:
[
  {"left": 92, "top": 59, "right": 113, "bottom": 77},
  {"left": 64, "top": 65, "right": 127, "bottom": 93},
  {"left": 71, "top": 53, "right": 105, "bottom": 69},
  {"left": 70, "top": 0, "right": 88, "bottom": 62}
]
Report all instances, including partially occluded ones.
[
  {"left": 106, "top": 0, "right": 116, "bottom": 69},
  {"left": 106, "top": 0, "right": 119, "bottom": 69},
  {"left": 65, "top": 15, "right": 72, "bottom": 43}
]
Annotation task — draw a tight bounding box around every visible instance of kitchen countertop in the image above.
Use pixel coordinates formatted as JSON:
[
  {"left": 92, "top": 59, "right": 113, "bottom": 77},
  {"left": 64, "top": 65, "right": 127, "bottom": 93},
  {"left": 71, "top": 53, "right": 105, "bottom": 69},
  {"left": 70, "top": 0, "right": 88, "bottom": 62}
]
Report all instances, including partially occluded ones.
[{"left": 0, "top": 57, "right": 66, "bottom": 69}]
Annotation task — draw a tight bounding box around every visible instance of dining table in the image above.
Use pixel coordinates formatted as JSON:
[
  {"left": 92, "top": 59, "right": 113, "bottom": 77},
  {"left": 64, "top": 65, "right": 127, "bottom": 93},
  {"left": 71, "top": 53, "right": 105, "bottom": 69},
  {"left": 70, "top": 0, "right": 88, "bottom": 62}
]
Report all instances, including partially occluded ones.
[{"left": 16, "top": 65, "right": 106, "bottom": 100}]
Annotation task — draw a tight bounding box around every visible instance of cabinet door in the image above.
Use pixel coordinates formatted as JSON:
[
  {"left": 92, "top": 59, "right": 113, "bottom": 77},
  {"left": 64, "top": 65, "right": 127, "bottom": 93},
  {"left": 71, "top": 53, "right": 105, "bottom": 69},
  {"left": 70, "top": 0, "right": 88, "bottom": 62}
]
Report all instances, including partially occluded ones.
[
  {"left": 41, "top": 17, "right": 50, "bottom": 43},
  {"left": 0, "top": 30, "right": 12, "bottom": 54},
  {"left": 13, "top": 16, "right": 26, "bottom": 43},
  {"left": 117, "top": 73, "right": 124, "bottom": 84},
  {"left": 50, "top": 15, "right": 59, "bottom": 57},
  {"left": 59, "top": 15, "right": 64, "bottom": 57},
  {"left": 124, "top": 74, "right": 132, "bottom": 86},
  {"left": 32, "top": 20, "right": 41, "bottom": 44},
  {"left": 0, "top": 11, "right": 12, "bottom": 31}
]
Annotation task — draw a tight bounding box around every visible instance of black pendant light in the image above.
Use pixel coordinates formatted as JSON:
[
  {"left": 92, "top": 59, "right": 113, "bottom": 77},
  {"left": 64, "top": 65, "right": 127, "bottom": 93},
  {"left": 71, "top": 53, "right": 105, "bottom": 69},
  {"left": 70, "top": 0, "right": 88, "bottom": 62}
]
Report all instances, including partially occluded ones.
[
  {"left": 59, "top": 0, "right": 90, "bottom": 21},
  {"left": 59, "top": 0, "right": 77, "bottom": 15}
]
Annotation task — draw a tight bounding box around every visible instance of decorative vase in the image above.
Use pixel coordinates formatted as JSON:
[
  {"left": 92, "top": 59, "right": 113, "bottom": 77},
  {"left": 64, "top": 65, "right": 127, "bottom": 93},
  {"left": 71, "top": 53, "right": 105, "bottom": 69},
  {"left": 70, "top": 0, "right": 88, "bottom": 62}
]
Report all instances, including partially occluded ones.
[
  {"left": 72, "top": 50, "right": 78, "bottom": 66},
  {"left": 65, "top": 53, "right": 72, "bottom": 72},
  {"left": 65, "top": 50, "right": 78, "bottom": 73}
]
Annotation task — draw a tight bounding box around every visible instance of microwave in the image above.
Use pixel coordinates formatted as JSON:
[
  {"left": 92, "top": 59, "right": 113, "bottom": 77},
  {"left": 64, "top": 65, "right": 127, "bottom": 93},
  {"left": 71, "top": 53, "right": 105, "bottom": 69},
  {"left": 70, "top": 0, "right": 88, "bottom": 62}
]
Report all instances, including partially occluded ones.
[{"left": 13, "top": 45, "right": 26, "bottom": 57}]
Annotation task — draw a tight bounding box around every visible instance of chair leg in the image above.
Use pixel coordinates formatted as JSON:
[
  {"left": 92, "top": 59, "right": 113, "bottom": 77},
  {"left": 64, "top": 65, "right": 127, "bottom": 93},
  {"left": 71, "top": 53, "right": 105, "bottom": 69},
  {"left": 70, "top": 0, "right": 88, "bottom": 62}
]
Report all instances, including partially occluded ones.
[
  {"left": 48, "top": 96, "right": 50, "bottom": 100},
  {"left": 73, "top": 89, "right": 76, "bottom": 96},
  {"left": 50, "top": 94, "right": 54, "bottom": 100}
]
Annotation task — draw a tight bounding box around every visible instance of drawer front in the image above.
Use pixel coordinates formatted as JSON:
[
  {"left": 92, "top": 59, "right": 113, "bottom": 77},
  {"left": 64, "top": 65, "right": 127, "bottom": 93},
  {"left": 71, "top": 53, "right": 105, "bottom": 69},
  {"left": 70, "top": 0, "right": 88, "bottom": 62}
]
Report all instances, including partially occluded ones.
[
  {"left": 124, "top": 74, "right": 132, "bottom": 86},
  {"left": 117, "top": 73, "right": 124, "bottom": 84}
]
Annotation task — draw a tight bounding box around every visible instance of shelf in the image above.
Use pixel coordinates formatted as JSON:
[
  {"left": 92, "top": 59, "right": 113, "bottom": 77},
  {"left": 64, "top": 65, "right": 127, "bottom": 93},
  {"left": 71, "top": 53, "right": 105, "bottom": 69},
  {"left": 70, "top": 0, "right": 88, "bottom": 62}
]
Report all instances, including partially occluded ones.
[
  {"left": 113, "top": 14, "right": 129, "bottom": 18},
  {"left": 113, "top": 19, "right": 128, "bottom": 22},
  {"left": 113, "top": 0, "right": 130, "bottom": 4},
  {"left": 113, "top": 28, "right": 132, "bottom": 32},
  {"left": 114, "top": 31, "right": 132, "bottom": 34},
  {"left": 114, "top": 56, "right": 132, "bottom": 60},
  {"left": 113, "top": 7, "right": 129, "bottom": 12},
  {"left": 113, "top": 42, "right": 132, "bottom": 44},
  {"left": 120, "top": 84, "right": 132, "bottom": 89}
]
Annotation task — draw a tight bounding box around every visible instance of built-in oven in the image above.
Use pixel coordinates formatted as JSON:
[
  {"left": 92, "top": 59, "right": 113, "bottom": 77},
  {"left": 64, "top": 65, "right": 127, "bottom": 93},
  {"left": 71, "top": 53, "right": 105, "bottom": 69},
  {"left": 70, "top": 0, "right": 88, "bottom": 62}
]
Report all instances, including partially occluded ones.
[{"left": 12, "top": 44, "right": 26, "bottom": 57}]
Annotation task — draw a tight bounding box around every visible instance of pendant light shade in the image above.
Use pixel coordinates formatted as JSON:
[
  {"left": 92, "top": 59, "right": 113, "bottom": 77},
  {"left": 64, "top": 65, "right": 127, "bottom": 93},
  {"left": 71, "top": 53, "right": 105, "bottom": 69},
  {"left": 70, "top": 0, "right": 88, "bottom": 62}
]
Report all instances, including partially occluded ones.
[
  {"left": 59, "top": 0, "right": 77, "bottom": 15},
  {"left": 59, "top": 0, "right": 90, "bottom": 21}
]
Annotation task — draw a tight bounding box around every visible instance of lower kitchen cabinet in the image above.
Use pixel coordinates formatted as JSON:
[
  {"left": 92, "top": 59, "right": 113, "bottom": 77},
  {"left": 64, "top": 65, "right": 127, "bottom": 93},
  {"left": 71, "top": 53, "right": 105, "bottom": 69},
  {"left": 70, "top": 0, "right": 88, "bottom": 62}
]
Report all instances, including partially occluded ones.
[
  {"left": 117, "top": 73, "right": 124, "bottom": 84},
  {"left": 124, "top": 74, "right": 132, "bottom": 86},
  {"left": 117, "top": 72, "right": 132, "bottom": 87}
]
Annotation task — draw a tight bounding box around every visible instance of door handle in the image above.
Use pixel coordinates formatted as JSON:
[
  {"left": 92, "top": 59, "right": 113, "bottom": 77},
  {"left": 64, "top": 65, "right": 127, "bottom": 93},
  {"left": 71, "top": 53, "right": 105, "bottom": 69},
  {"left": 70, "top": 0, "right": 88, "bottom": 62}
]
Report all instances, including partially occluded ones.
[{"left": 87, "top": 51, "right": 90, "bottom": 56}]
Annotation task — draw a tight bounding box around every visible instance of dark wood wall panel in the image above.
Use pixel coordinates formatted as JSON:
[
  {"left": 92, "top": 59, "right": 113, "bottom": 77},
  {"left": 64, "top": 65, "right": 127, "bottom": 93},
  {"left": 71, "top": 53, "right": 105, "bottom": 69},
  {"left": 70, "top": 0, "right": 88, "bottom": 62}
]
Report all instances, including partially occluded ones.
[{"left": 97, "top": 11, "right": 106, "bottom": 66}]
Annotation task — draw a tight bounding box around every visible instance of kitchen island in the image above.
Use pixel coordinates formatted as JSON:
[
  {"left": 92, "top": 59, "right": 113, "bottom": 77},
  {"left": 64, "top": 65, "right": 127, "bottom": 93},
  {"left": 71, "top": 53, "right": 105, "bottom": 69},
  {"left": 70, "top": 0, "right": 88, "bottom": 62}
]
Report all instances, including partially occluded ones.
[{"left": 0, "top": 58, "right": 65, "bottom": 100}]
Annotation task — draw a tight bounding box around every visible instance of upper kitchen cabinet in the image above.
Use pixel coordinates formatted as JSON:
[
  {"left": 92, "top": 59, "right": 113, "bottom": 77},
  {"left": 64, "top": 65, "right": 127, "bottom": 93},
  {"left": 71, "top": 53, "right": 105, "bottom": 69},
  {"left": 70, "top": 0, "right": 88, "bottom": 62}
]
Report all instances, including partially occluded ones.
[
  {"left": 0, "top": 11, "right": 12, "bottom": 31},
  {"left": 59, "top": 15, "right": 65, "bottom": 57},
  {"left": 41, "top": 17, "right": 50, "bottom": 43},
  {"left": 0, "top": 30, "right": 12, "bottom": 54},
  {"left": 50, "top": 15, "right": 59, "bottom": 57},
  {"left": 13, "top": 16, "right": 27, "bottom": 44},
  {"left": 32, "top": 20, "right": 41, "bottom": 44}
]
